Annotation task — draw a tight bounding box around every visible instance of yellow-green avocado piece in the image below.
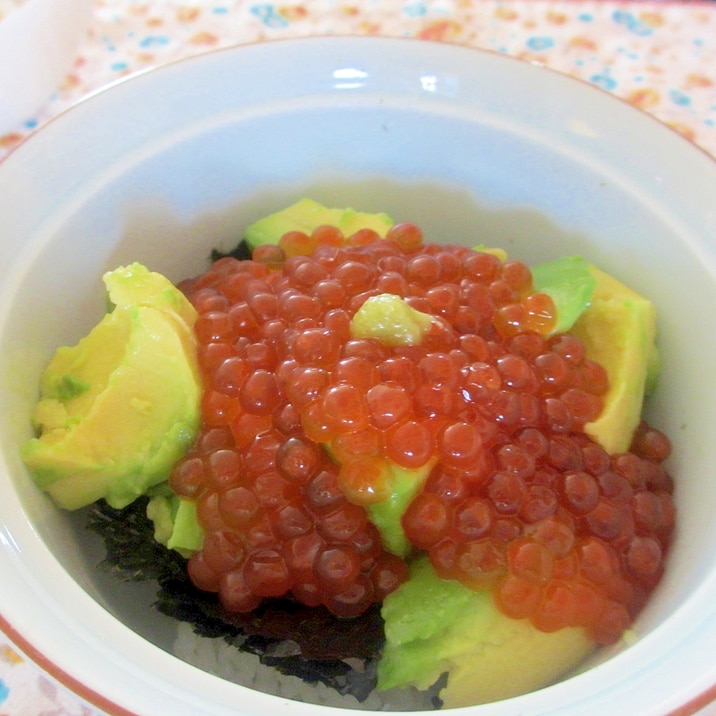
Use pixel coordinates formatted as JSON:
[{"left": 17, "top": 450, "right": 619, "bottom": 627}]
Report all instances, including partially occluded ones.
[
  {"left": 350, "top": 293, "right": 438, "bottom": 347},
  {"left": 244, "top": 198, "right": 393, "bottom": 249},
  {"left": 571, "top": 265, "right": 658, "bottom": 454},
  {"left": 147, "top": 490, "right": 204, "bottom": 556},
  {"left": 532, "top": 255, "right": 597, "bottom": 335},
  {"left": 21, "top": 263, "right": 202, "bottom": 510},
  {"left": 378, "top": 557, "right": 595, "bottom": 707},
  {"left": 474, "top": 250, "right": 596, "bottom": 336},
  {"left": 366, "top": 462, "right": 434, "bottom": 557}
]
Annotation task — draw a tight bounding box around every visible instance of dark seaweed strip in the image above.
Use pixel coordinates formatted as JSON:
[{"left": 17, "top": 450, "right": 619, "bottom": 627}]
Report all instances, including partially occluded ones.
[
  {"left": 210, "top": 239, "right": 252, "bottom": 262},
  {"left": 85, "top": 499, "right": 384, "bottom": 700},
  {"left": 87, "top": 496, "right": 187, "bottom": 583}
]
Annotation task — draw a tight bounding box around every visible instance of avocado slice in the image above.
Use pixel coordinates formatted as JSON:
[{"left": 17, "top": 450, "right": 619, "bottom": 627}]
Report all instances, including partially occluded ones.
[
  {"left": 378, "top": 557, "right": 595, "bottom": 707},
  {"left": 351, "top": 292, "right": 439, "bottom": 347},
  {"left": 244, "top": 198, "right": 393, "bottom": 249},
  {"left": 471, "top": 250, "right": 595, "bottom": 335},
  {"left": 473, "top": 244, "right": 508, "bottom": 262},
  {"left": 570, "top": 265, "right": 658, "bottom": 454},
  {"left": 147, "top": 491, "right": 204, "bottom": 556},
  {"left": 367, "top": 462, "right": 435, "bottom": 557},
  {"left": 532, "top": 255, "right": 597, "bottom": 335},
  {"left": 21, "top": 263, "right": 202, "bottom": 510}
]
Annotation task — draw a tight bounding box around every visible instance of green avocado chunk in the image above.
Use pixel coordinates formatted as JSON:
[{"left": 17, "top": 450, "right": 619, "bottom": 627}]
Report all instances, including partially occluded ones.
[
  {"left": 531, "top": 255, "right": 597, "bottom": 334},
  {"left": 378, "top": 557, "right": 595, "bottom": 707},
  {"left": 244, "top": 198, "right": 393, "bottom": 249},
  {"left": 21, "top": 263, "right": 202, "bottom": 510},
  {"left": 147, "top": 491, "right": 204, "bottom": 556},
  {"left": 367, "top": 462, "right": 434, "bottom": 557},
  {"left": 570, "top": 265, "right": 658, "bottom": 454},
  {"left": 350, "top": 293, "right": 438, "bottom": 347}
]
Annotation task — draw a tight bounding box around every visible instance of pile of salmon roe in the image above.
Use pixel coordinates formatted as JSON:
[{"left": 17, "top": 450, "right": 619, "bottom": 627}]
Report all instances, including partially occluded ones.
[{"left": 170, "top": 221, "right": 675, "bottom": 644}]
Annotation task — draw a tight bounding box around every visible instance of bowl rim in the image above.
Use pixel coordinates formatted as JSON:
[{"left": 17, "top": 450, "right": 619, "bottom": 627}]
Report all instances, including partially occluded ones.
[{"left": 1, "top": 33, "right": 716, "bottom": 716}]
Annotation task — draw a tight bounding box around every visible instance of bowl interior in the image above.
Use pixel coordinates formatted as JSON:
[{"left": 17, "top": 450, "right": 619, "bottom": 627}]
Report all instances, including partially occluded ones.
[{"left": 1, "top": 37, "right": 716, "bottom": 715}]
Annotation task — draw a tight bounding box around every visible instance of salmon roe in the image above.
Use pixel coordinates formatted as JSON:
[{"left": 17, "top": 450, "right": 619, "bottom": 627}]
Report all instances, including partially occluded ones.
[{"left": 172, "top": 222, "right": 675, "bottom": 642}]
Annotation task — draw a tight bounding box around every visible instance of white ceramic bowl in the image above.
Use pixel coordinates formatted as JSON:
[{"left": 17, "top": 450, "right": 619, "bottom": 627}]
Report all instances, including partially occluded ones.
[
  {"left": 1, "top": 36, "right": 716, "bottom": 716},
  {"left": 0, "top": 0, "right": 93, "bottom": 133}
]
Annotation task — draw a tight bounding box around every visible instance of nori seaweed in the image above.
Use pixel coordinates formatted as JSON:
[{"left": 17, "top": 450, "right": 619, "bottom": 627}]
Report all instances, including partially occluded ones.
[
  {"left": 210, "top": 239, "right": 252, "bottom": 263},
  {"left": 85, "top": 498, "right": 387, "bottom": 700}
]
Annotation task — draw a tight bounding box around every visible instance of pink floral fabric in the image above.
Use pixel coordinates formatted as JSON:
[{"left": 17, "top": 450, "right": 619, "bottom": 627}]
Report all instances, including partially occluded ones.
[{"left": 1, "top": 1, "right": 715, "bottom": 714}]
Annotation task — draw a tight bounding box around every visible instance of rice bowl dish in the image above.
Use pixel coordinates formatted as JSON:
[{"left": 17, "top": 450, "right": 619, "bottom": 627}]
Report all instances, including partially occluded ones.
[{"left": 1, "top": 36, "right": 716, "bottom": 716}]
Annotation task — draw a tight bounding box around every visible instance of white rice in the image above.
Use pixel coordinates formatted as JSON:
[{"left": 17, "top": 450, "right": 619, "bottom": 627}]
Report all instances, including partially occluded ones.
[{"left": 174, "top": 621, "right": 439, "bottom": 711}]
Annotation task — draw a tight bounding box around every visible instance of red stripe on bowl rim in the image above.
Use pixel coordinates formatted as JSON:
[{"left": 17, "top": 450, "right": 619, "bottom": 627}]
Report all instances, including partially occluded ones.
[{"left": 667, "top": 683, "right": 716, "bottom": 716}]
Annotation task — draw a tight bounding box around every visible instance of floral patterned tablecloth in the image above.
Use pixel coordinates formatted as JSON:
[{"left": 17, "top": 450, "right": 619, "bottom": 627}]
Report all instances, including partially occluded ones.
[{"left": 1, "top": 1, "right": 715, "bottom": 714}]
